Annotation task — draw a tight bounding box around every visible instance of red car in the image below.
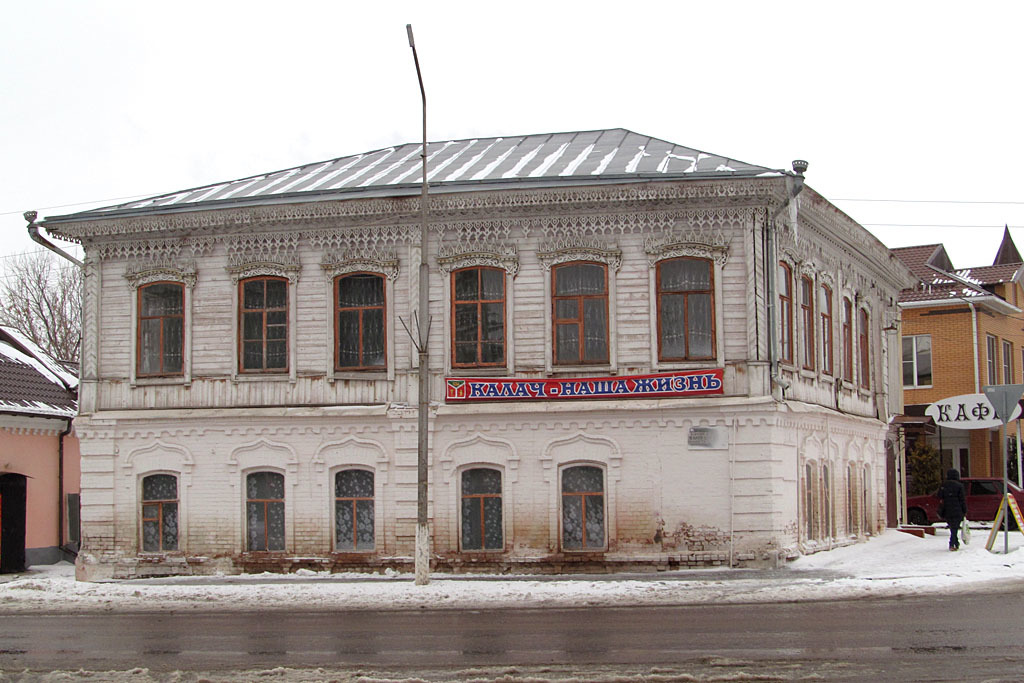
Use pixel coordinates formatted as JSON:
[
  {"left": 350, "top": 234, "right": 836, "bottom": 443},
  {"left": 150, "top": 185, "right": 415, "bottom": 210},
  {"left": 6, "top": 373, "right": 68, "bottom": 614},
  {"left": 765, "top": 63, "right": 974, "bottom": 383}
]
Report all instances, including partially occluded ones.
[{"left": 906, "top": 477, "right": 1024, "bottom": 526}]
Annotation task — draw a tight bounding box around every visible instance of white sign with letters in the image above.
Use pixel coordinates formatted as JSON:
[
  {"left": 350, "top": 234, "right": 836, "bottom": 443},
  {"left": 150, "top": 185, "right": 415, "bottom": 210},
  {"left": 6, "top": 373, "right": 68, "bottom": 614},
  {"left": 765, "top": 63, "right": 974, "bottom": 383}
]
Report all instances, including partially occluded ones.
[{"left": 925, "top": 393, "right": 1021, "bottom": 430}]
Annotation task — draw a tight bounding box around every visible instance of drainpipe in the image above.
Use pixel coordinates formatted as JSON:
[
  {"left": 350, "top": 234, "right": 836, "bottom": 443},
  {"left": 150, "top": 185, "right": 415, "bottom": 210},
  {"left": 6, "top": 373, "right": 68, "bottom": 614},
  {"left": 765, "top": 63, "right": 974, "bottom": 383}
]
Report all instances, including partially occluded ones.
[
  {"left": 25, "top": 211, "right": 83, "bottom": 562},
  {"left": 766, "top": 161, "right": 808, "bottom": 398},
  {"left": 968, "top": 302, "right": 980, "bottom": 393},
  {"left": 58, "top": 419, "right": 76, "bottom": 560},
  {"left": 24, "top": 211, "right": 83, "bottom": 268}
]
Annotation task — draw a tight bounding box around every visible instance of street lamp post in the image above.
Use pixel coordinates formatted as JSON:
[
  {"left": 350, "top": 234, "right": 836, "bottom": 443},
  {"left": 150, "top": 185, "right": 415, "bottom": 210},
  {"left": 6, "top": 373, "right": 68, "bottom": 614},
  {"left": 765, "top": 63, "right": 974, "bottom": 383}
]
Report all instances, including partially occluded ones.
[{"left": 406, "top": 24, "right": 431, "bottom": 586}]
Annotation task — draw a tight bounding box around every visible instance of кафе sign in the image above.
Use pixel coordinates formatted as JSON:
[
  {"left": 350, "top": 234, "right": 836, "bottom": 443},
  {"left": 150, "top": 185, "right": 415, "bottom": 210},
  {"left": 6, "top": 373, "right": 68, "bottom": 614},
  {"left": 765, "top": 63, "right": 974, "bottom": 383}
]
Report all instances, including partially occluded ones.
[
  {"left": 925, "top": 392, "right": 1022, "bottom": 429},
  {"left": 445, "top": 369, "right": 724, "bottom": 402}
]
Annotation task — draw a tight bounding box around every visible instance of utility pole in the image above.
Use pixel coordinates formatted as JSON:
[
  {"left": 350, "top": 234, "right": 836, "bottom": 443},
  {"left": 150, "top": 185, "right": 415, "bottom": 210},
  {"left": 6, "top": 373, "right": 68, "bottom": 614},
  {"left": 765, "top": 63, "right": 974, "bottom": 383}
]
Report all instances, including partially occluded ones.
[{"left": 406, "top": 24, "right": 431, "bottom": 586}]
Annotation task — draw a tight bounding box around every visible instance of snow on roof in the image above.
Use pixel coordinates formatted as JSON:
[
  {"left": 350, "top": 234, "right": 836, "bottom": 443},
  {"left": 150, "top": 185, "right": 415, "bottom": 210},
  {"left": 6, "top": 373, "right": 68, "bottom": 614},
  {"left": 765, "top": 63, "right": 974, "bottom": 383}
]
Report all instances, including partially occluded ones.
[
  {"left": 44, "top": 129, "right": 781, "bottom": 223},
  {"left": 0, "top": 326, "right": 77, "bottom": 390},
  {"left": 0, "top": 327, "right": 77, "bottom": 419}
]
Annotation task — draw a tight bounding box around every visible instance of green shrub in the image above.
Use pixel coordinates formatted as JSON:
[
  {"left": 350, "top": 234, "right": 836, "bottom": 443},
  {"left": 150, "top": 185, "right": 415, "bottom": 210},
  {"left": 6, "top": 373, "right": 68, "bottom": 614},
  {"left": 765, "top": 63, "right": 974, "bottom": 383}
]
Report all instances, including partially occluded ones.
[{"left": 907, "top": 441, "right": 941, "bottom": 496}]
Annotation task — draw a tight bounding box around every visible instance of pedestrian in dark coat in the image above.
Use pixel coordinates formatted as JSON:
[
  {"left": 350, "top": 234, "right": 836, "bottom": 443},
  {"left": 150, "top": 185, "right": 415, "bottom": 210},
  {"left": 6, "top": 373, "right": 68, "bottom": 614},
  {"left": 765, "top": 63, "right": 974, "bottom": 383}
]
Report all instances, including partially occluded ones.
[{"left": 937, "top": 468, "right": 967, "bottom": 551}]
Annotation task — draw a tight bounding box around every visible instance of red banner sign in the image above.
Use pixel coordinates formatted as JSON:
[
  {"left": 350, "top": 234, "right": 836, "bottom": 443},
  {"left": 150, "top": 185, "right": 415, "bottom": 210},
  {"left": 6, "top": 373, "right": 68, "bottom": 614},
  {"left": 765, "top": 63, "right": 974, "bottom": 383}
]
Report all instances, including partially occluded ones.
[{"left": 445, "top": 369, "right": 724, "bottom": 403}]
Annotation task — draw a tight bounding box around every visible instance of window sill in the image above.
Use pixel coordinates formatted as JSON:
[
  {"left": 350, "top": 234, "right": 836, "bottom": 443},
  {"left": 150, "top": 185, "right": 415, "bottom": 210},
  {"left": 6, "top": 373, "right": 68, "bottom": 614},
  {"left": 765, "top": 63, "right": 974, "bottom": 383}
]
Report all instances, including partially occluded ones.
[
  {"left": 655, "top": 360, "right": 719, "bottom": 372},
  {"left": 330, "top": 549, "right": 376, "bottom": 555},
  {"left": 331, "top": 372, "right": 389, "bottom": 382},
  {"left": 549, "top": 365, "right": 614, "bottom": 375},
  {"left": 232, "top": 374, "right": 292, "bottom": 383},
  {"left": 448, "top": 367, "right": 509, "bottom": 377},
  {"left": 132, "top": 377, "right": 188, "bottom": 388}
]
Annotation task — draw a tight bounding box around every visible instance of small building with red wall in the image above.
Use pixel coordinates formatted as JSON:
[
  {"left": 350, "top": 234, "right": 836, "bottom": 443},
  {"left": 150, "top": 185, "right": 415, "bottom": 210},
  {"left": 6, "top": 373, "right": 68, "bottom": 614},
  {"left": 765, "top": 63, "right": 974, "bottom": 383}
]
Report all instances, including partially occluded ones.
[{"left": 0, "top": 326, "right": 79, "bottom": 572}]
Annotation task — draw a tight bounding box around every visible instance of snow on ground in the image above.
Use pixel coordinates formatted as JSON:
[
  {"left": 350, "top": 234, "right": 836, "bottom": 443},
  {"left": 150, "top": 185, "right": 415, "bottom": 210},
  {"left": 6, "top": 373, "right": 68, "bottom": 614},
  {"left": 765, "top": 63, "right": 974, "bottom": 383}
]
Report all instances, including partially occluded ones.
[{"left": 1, "top": 528, "right": 1022, "bottom": 614}]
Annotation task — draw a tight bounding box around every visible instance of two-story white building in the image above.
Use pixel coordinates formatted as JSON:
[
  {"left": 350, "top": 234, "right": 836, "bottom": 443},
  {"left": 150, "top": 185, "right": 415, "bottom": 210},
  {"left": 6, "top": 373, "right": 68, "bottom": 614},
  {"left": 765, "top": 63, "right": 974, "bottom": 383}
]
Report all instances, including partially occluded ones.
[{"left": 37, "top": 129, "right": 914, "bottom": 579}]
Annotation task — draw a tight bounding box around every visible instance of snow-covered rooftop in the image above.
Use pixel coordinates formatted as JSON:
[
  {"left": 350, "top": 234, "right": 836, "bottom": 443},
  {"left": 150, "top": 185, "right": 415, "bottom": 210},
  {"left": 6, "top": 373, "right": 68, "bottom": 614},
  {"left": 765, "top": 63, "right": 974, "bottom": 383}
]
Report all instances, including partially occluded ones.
[
  {"left": 43, "top": 129, "right": 780, "bottom": 224},
  {"left": 0, "top": 326, "right": 77, "bottom": 419}
]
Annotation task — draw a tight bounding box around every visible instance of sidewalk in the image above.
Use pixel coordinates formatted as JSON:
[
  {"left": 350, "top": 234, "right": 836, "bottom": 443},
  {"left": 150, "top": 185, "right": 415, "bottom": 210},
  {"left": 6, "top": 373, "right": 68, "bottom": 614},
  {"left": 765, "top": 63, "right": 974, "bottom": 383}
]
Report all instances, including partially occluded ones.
[{"left": 1, "top": 528, "right": 1021, "bottom": 613}]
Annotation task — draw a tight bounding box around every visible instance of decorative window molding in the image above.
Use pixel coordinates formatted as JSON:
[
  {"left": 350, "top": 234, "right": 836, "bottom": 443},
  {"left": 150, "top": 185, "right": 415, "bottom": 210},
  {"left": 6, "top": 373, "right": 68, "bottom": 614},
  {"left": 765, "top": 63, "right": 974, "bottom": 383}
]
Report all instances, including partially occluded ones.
[
  {"left": 643, "top": 228, "right": 730, "bottom": 267},
  {"left": 227, "top": 261, "right": 301, "bottom": 284},
  {"left": 125, "top": 262, "right": 197, "bottom": 289},
  {"left": 321, "top": 249, "right": 400, "bottom": 282},
  {"left": 124, "top": 262, "right": 196, "bottom": 386},
  {"left": 537, "top": 236, "right": 621, "bottom": 272},
  {"left": 438, "top": 241, "right": 519, "bottom": 278}
]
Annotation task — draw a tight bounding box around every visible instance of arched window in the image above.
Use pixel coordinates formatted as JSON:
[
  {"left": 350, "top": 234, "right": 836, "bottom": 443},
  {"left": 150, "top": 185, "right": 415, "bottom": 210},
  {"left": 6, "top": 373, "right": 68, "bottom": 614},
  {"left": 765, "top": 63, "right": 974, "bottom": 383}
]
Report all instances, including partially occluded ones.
[
  {"left": 800, "top": 276, "right": 815, "bottom": 370},
  {"left": 141, "top": 474, "right": 178, "bottom": 552},
  {"left": 804, "top": 462, "right": 820, "bottom": 541},
  {"left": 778, "top": 262, "right": 793, "bottom": 364},
  {"left": 858, "top": 308, "right": 871, "bottom": 388},
  {"left": 842, "top": 297, "right": 853, "bottom": 380},
  {"left": 847, "top": 463, "right": 856, "bottom": 535},
  {"left": 561, "top": 465, "right": 605, "bottom": 550},
  {"left": 862, "top": 464, "right": 872, "bottom": 533},
  {"left": 335, "top": 469, "right": 374, "bottom": 550},
  {"left": 821, "top": 463, "right": 832, "bottom": 539},
  {"left": 138, "top": 282, "right": 184, "bottom": 376},
  {"left": 820, "top": 285, "right": 833, "bottom": 376},
  {"left": 452, "top": 267, "right": 506, "bottom": 367},
  {"left": 460, "top": 468, "right": 503, "bottom": 550},
  {"left": 246, "top": 471, "right": 285, "bottom": 551},
  {"left": 335, "top": 273, "right": 386, "bottom": 370},
  {"left": 239, "top": 276, "right": 288, "bottom": 372},
  {"left": 656, "top": 257, "right": 714, "bottom": 361},
  {"left": 553, "top": 262, "right": 609, "bottom": 365}
]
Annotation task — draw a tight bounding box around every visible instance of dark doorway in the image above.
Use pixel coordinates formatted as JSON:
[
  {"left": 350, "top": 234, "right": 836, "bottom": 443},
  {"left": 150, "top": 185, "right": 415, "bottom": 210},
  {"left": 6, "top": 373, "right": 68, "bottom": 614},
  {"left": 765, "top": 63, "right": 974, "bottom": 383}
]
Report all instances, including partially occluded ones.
[{"left": 0, "top": 473, "right": 27, "bottom": 573}]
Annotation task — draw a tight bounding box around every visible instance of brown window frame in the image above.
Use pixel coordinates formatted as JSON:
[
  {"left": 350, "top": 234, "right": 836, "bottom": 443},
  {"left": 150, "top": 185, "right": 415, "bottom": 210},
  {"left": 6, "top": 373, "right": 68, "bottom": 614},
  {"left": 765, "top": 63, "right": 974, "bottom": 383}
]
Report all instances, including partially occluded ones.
[
  {"left": 246, "top": 471, "right": 285, "bottom": 552},
  {"left": 656, "top": 257, "right": 715, "bottom": 362},
  {"left": 140, "top": 474, "right": 178, "bottom": 553},
  {"left": 239, "top": 276, "right": 289, "bottom": 374},
  {"left": 778, "top": 262, "right": 794, "bottom": 364},
  {"left": 460, "top": 467, "right": 504, "bottom": 551},
  {"left": 560, "top": 465, "right": 606, "bottom": 551},
  {"left": 137, "top": 281, "right": 185, "bottom": 377},
  {"left": 842, "top": 297, "right": 854, "bottom": 381},
  {"left": 552, "top": 261, "right": 610, "bottom": 366},
  {"left": 334, "top": 469, "right": 375, "bottom": 552},
  {"left": 335, "top": 272, "right": 386, "bottom": 371},
  {"left": 858, "top": 308, "right": 870, "bottom": 389},
  {"left": 820, "top": 285, "right": 833, "bottom": 375},
  {"left": 800, "top": 275, "right": 815, "bottom": 370},
  {"left": 451, "top": 266, "right": 506, "bottom": 368}
]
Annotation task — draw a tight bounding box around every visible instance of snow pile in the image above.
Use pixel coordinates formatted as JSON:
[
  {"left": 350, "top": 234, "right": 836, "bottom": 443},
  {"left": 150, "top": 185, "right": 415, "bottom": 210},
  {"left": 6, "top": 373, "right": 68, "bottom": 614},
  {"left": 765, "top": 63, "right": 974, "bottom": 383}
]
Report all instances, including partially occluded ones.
[{"left": 1, "top": 529, "right": 1022, "bottom": 614}]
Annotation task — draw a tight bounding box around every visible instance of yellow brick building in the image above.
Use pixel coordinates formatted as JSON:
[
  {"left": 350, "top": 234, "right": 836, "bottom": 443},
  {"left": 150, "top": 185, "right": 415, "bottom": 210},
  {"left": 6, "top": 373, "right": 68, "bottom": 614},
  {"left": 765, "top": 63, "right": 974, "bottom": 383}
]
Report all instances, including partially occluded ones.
[{"left": 895, "top": 229, "right": 1024, "bottom": 479}]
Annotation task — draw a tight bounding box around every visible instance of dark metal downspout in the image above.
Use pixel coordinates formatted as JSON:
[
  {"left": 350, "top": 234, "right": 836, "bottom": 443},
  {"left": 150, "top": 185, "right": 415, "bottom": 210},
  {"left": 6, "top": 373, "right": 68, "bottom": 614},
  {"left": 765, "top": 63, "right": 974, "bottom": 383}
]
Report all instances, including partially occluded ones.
[{"left": 58, "top": 419, "right": 76, "bottom": 560}]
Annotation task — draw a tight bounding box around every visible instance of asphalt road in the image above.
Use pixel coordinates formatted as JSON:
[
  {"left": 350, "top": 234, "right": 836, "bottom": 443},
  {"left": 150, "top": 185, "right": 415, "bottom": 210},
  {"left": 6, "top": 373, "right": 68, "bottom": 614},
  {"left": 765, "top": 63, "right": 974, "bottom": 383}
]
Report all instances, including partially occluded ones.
[{"left": 2, "top": 589, "right": 1022, "bottom": 681}]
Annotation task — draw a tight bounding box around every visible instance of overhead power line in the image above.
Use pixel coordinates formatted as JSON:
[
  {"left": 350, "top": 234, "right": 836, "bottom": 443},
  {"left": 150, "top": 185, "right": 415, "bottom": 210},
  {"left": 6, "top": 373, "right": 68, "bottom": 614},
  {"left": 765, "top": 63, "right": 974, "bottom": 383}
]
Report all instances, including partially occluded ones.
[
  {"left": 862, "top": 223, "right": 1024, "bottom": 229},
  {"left": 834, "top": 198, "right": 1024, "bottom": 206}
]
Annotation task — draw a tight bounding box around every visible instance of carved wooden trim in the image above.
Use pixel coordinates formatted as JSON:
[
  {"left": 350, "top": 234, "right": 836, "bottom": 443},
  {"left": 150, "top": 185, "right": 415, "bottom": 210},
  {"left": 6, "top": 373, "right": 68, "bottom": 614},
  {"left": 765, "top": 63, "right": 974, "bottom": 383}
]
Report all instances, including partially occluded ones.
[
  {"left": 537, "top": 236, "right": 621, "bottom": 272},
  {"left": 124, "top": 262, "right": 197, "bottom": 289},
  {"left": 227, "top": 261, "right": 301, "bottom": 284},
  {"left": 321, "top": 250, "right": 399, "bottom": 281}
]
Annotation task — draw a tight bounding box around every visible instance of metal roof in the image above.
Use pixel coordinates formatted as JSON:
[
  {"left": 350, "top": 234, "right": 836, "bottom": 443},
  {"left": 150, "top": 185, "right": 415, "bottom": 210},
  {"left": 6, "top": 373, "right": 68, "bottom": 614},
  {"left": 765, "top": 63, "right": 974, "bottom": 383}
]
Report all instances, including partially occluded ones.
[{"left": 45, "top": 129, "right": 779, "bottom": 222}]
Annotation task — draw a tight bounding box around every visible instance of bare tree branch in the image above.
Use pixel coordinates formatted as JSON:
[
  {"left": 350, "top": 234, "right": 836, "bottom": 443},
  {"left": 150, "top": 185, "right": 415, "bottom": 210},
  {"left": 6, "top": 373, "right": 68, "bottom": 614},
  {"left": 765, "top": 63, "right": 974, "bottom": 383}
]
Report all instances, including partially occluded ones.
[{"left": 0, "top": 251, "right": 82, "bottom": 362}]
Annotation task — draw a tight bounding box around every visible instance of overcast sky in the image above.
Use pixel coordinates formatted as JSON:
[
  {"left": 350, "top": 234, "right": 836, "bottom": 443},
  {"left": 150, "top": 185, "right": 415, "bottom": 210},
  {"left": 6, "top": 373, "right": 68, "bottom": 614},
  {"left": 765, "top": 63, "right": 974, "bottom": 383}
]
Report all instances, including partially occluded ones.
[{"left": 3, "top": 2, "right": 1022, "bottom": 271}]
